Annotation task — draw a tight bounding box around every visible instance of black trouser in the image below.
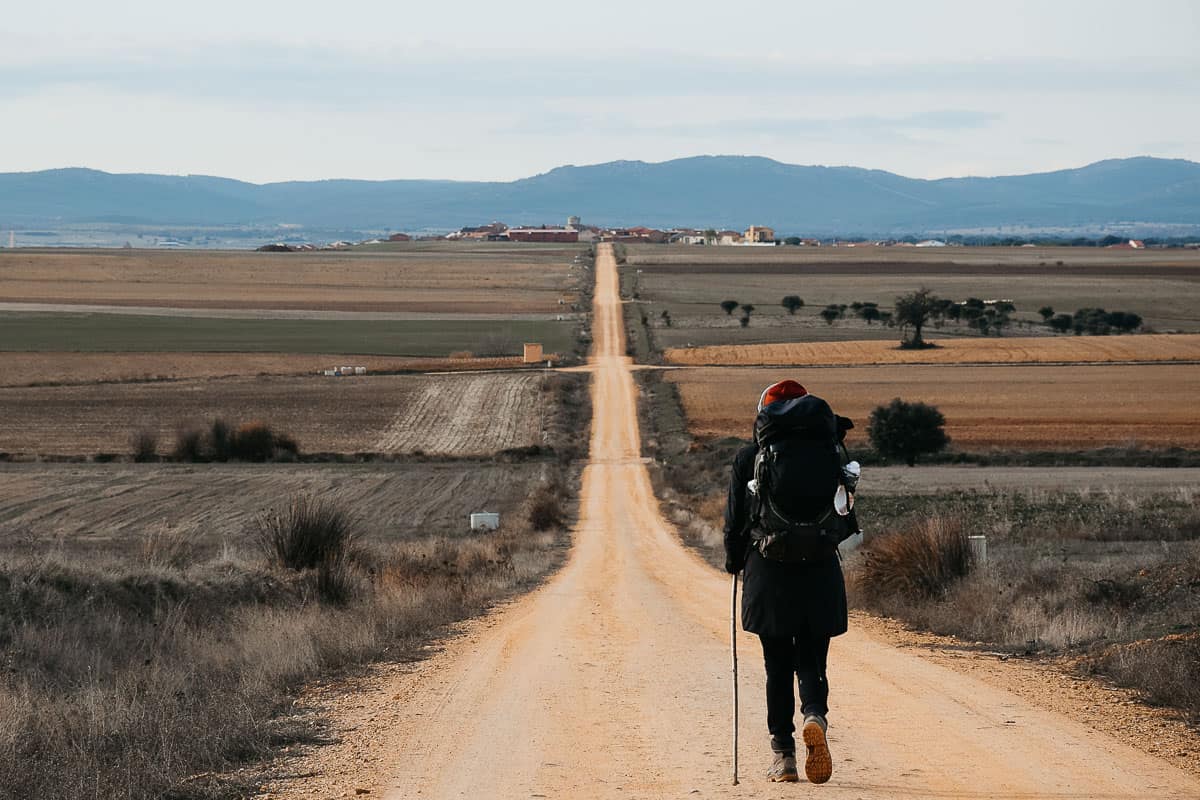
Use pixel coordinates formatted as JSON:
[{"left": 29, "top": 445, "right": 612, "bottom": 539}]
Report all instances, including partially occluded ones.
[{"left": 759, "top": 631, "right": 830, "bottom": 754}]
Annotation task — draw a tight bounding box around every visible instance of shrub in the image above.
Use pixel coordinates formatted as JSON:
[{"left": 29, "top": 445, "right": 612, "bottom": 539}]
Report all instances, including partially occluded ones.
[
  {"left": 256, "top": 495, "right": 361, "bottom": 572},
  {"left": 855, "top": 515, "right": 973, "bottom": 602},
  {"left": 130, "top": 429, "right": 158, "bottom": 462},
  {"left": 868, "top": 398, "right": 950, "bottom": 465},
  {"left": 738, "top": 315, "right": 750, "bottom": 328},
  {"left": 528, "top": 482, "right": 567, "bottom": 531},
  {"left": 231, "top": 421, "right": 275, "bottom": 461},
  {"left": 173, "top": 427, "right": 208, "bottom": 462},
  {"left": 1087, "top": 634, "right": 1200, "bottom": 717},
  {"left": 210, "top": 418, "right": 232, "bottom": 461},
  {"left": 1048, "top": 313, "right": 1074, "bottom": 333}
]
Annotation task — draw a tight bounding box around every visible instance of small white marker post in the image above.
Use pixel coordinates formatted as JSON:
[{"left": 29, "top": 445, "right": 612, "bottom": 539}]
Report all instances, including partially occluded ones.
[{"left": 969, "top": 535, "right": 988, "bottom": 566}]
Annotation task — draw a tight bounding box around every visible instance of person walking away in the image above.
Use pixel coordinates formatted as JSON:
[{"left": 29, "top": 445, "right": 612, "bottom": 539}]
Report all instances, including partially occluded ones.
[{"left": 723, "top": 380, "right": 858, "bottom": 784}]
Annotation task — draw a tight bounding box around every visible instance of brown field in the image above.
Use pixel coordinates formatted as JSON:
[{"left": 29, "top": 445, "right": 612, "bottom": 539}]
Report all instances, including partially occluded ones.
[
  {"left": 0, "top": 371, "right": 557, "bottom": 456},
  {"left": 626, "top": 243, "right": 1200, "bottom": 270},
  {"left": 624, "top": 246, "right": 1200, "bottom": 350},
  {"left": 0, "top": 244, "right": 583, "bottom": 314},
  {"left": 0, "top": 461, "right": 552, "bottom": 557},
  {"left": 0, "top": 351, "right": 526, "bottom": 387},
  {"left": 667, "top": 363, "right": 1200, "bottom": 449},
  {"left": 664, "top": 333, "right": 1200, "bottom": 366}
]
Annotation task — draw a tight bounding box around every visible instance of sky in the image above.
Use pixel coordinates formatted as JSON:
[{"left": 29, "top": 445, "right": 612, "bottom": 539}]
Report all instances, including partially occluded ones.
[{"left": 3, "top": 0, "right": 1199, "bottom": 183}]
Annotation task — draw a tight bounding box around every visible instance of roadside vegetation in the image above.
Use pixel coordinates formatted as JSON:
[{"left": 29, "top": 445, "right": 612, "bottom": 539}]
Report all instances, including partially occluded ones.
[{"left": 0, "top": 473, "right": 580, "bottom": 799}]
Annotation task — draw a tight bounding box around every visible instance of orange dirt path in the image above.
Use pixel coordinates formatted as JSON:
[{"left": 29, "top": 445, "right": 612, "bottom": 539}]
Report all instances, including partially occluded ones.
[{"left": 279, "top": 244, "right": 1199, "bottom": 798}]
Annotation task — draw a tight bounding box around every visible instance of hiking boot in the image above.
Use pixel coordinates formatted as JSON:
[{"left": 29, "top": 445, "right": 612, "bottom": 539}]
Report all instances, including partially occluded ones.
[
  {"left": 766, "top": 751, "right": 799, "bottom": 782},
  {"left": 801, "top": 714, "right": 832, "bottom": 784}
]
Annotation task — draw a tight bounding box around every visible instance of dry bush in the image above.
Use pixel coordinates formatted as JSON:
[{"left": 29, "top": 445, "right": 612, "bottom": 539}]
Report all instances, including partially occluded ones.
[
  {"left": 130, "top": 429, "right": 158, "bottom": 462},
  {"left": 173, "top": 417, "right": 299, "bottom": 463},
  {"left": 210, "top": 417, "right": 232, "bottom": 461},
  {"left": 172, "top": 426, "right": 207, "bottom": 462},
  {"left": 231, "top": 421, "right": 295, "bottom": 462},
  {"left": 1086, "top": 634, "right": 1200, "bottom": 719},
  {"left": 528, "top": 480, "right": 569, "bottom": 531},
  {"left": 855, "top": 515, "right": 973, "bottom": 602},
  {"left": 256, "top": 495, "right": 360, "bottom": 573}
]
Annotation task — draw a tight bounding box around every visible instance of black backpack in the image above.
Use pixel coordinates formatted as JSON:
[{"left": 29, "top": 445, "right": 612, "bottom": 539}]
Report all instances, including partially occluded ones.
[{"left": 749, "top": 394, "right": 849, "bottom": 563}]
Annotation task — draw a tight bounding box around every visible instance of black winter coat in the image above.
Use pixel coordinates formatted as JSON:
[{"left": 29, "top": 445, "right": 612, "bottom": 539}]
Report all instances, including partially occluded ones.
[{"left": 724, "top": 443, "right": 849, "bottom": 638}]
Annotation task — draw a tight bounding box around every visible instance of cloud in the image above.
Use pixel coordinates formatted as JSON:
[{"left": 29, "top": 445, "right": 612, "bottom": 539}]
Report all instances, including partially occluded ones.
[
  {"left": 501, "top": 110, "right": 1001, "bottom": 143},
  {"left": 1, "top": 40, "right": 1196, "bottom": 111}
]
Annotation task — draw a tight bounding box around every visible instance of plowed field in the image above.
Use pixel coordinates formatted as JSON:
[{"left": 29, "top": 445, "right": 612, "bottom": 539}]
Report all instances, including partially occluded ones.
[
  {"left": 0, "top": 372, "right": 548, "bottom": 456},
  {"left": 0, "top": 461, "right": 551, "bottom": 557},
  {"left": 377, "top": 373, "right": 543, "bottom": 454},
  {"left": 664, "top": 333, "right": 1200, "bottom": 366},
  {"left": 667, "top": 363, "right": 1200, "bottom": 449}
]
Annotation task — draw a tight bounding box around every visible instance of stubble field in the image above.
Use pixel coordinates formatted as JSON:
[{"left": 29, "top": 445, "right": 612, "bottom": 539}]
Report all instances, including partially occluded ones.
[
  {"left": 0, "top": 371, "right": 570, "bottom": 456},
  {"left": 667, "top": 363, "right": 1200, "bottom": 449},
  {"left": 663, "top": 332, "right": 1200, "bottom": 366}
]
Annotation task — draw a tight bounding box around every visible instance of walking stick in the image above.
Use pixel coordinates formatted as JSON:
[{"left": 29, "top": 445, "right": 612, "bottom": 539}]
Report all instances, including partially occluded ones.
[{"left": 731, "top": 572, "right": 740, "bottom": 785}]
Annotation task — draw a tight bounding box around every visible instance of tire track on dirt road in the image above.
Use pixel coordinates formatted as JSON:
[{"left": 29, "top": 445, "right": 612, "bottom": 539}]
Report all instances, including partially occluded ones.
[{"left": 309, "top": 244, "right": 1200, "bottom": 798}]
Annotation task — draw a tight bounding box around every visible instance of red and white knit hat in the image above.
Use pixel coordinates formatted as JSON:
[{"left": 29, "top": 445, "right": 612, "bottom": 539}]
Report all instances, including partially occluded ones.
[{"left": 757, "top": 379, "right": 808, "bottom": 411}]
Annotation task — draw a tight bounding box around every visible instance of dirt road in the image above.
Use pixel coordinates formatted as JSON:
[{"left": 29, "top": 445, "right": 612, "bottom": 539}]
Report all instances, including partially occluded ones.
[{"left": 363, "top": 245, "right": 1199, "bottom": 798}]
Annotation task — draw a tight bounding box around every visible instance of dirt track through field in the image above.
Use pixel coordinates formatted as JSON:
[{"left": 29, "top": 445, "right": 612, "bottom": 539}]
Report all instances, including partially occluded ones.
[{"left": 343, "top": 245, "right": 1200, "bottom": 798}]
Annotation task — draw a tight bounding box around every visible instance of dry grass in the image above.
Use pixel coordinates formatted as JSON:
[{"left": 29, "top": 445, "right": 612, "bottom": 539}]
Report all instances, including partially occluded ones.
[
  {"left": 853, "top": 516, "right": 973, "bottom": 601},
  {"left": 664, "top": 333, "right": 1200, "bottom": 367},
  {"left": 667, "top": 364, "right": 1200, "bottom": 450},
  {"left": 0, "top": 473, "right": 576, "bottom": 799},
  {"left": 0, "top": 246, "right": 580, "bottom": 314}
]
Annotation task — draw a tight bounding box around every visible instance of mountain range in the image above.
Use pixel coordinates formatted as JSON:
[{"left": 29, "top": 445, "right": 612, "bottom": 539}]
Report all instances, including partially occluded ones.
[{"left": 2, "top": 156, "right": 1199, "bottom": 235}]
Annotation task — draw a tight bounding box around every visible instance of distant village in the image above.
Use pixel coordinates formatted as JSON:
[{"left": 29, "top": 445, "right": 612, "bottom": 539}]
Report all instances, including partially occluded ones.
[{"left": 257, "top": 217, "right": 1158, "bottom": 252}]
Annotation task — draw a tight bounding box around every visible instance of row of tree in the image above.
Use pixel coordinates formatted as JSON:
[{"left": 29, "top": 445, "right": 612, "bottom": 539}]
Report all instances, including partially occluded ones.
[{"left": 715, "top": 293, "right": 1144, "bottom": 343}]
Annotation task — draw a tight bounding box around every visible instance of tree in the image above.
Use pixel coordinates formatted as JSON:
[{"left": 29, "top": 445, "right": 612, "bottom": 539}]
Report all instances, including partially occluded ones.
[
  {"left": 819, "top": 305, "right": 841, "bottom": 325},
  {"left": 660, "top": 309, "right": 672, "bottom": 328},
  {"left": 1106, "top": 311, "right": 1143, "bottom": 333},
  {"left": 860, "top": 305, "right": 881, "bottom": 325},
  {"left": 894, "top": 288, "right": 941, "bottom": 348},
  {"left": 1038, "top": 305, "right": 1055, "bottom": 322},
  {"left": 781, "top": 295, "right": 804, "bottom": 314},
  {"left": 704, "top": 228, "right": 718, "bottom": 245},
  {"left": 740, "top": 303, "right": 755, "bottom": 316},
  {"left": 784, "top": 236, "right": 802, "bottom": 246},
  {"left": 720, "top": 299, "right": 739, "bottom": 315},
  {"left": 868, "top": 398, "right": 950, "bottom": 466},
  {"left": 1048, "top": 313, "right": 1073, "bottom": 333},
  {"left": 739, "top": 315, "right": 750, "bottom": 328}
]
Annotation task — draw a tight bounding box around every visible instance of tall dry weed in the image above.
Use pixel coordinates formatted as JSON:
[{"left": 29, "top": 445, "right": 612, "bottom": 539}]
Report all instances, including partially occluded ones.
[{"left": 856, "top": 515, "right": 973, "bottom": 602}]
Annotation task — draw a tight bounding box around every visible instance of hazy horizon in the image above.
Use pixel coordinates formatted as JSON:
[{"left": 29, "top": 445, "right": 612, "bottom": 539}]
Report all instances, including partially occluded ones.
[
  {"left": 4, "top": 0, "right": 1199, "bottom": 183},
  {"left": 8, "top": 153, "right": 1200, "bottom": 187}
]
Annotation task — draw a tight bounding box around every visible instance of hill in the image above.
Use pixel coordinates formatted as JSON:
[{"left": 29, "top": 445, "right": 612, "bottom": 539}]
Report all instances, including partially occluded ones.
[{"left": 2, "top": 156, "right": 1199, "bottom": 234}]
